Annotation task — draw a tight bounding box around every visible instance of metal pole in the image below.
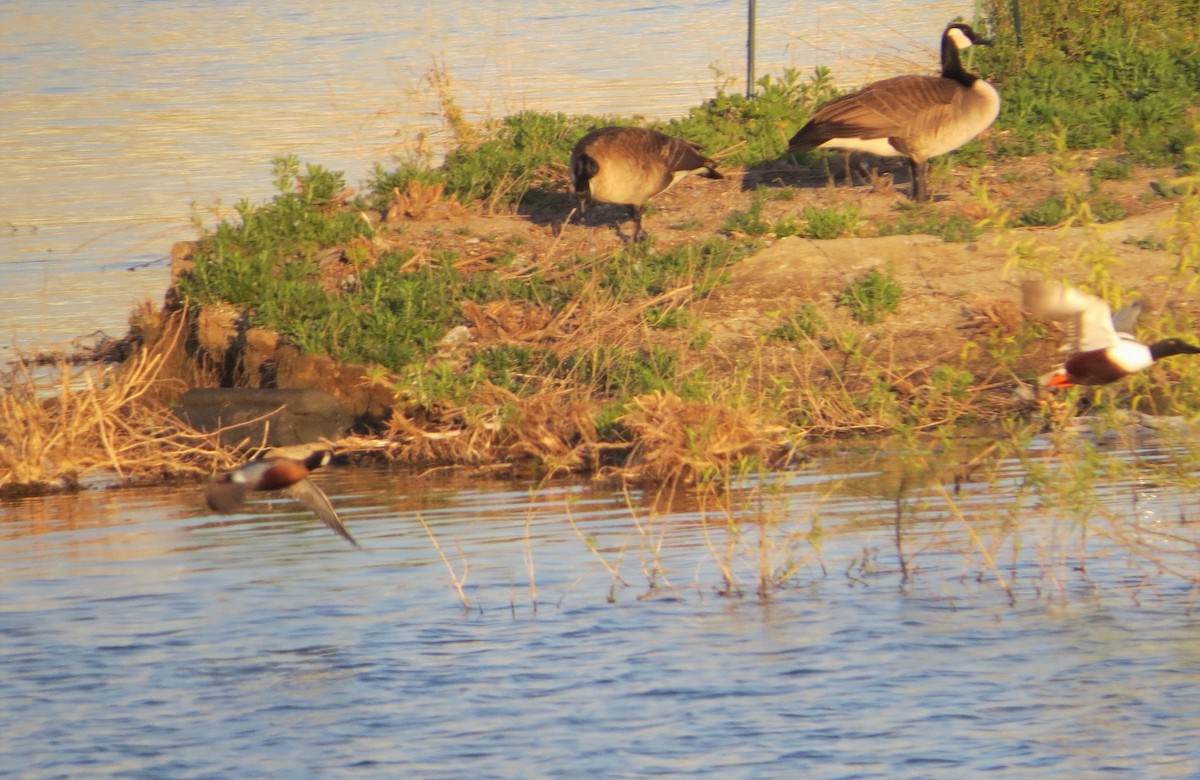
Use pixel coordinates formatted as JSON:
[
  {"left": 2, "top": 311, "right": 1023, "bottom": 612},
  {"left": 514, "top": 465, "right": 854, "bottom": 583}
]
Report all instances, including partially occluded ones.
[{"left": 746, "top": 0, "right": 757, "bottom": 98}]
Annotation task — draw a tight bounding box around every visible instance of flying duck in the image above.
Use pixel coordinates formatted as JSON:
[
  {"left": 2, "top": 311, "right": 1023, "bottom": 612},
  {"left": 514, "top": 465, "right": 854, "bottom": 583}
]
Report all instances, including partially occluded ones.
[
  {"left": 570, "top": 126, "right": 723, "bottom": 241},
  {"left": 1022, "top": 280, "right": 1200, "bottom": 387},
  {"left": 205, "top": 449, "right": 359, "bottom": 547},
  {"left": 787, "top": 22, "right": 1000, "bottom": 201}
]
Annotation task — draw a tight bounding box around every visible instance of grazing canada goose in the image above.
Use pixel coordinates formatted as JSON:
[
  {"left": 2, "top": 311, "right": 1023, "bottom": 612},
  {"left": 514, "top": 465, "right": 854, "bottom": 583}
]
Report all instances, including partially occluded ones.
[
  {"left": 1022, "top": 280, "right": 1200, "bottom": 387},
  {"left": 205, "top": 449, "right": 359, "bottom": 548},
  {"left": 570, "top": 126, "right": 723, "bottom": 241},
  {"left": 788, "top": 22, "right": 1000, "bottom": 201}
]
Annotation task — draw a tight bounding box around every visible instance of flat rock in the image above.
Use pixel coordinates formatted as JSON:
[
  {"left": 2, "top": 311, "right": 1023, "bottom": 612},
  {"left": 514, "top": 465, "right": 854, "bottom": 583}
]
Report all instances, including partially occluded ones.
[{"left": 174, "top": 387, "right": 352, "bottom": 447}]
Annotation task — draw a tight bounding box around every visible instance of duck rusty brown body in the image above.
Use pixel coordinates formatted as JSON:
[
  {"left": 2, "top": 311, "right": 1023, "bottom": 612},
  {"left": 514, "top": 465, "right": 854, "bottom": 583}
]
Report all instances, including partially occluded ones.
[{"left": 206, "top": 450, "right": 359, "bottom": 548}]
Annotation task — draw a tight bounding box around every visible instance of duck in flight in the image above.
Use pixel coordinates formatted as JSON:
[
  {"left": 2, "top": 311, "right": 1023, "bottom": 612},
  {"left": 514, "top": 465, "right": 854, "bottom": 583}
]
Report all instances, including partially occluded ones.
[
  {"left": 1022, "top": 280, "right": 1200, "bottom": 387},
  {"left": 205, "top": 449, "right": 359, "bottom": 548}
]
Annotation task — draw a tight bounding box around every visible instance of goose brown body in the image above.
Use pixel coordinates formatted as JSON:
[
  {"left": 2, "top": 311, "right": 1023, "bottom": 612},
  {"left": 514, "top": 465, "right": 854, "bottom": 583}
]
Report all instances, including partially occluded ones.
[
  {"left": 205, "top": 450, "right": 359, "bottom": 548},
  {"left": 788, "top": 23, "right": 999, "bottom": 201},
  {"left": 570, "top": 126, "right": 722, "bottom": 241}
]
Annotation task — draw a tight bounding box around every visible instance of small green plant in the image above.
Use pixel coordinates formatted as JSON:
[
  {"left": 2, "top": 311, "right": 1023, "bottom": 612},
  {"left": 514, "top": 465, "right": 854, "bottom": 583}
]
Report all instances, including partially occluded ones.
[
  {"left": 801, "top": 205, "right": 860, "bottom": 240},
  {"left": 875, "top": 206, "right": 981, "bottom": 243},
  {"left": 1123, "top": 235, "right": 1167, "bottom": 251},
  {"left": 836, "top": 268, "right": 903, "bottom": 324},
  {"left": 665, "top": 66, "right": 839, "bottom": 168},
  {"left": 1019, "top": 193, "right": 1127, "bottom": 227},
  {"left": 769, "top": 304, "right": 826, "bottom": 344},
  {"left": 645, "top": 306, "right": 696, "bottom": 330},
  {"left": 1091, "top": 156, "right": 1133, "bottom": 181},
  {"left": 722, "top": 193, "right": 772, "bottom": 237},
  {"left": 773, "top": 215, "right": 801, "bottom": 238}
]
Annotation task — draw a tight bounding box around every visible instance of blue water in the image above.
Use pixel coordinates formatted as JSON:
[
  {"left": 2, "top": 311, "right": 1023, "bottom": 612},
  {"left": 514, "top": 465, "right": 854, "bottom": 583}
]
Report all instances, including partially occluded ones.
[{"left": 4, "top": 445, "right": 1200, "bottom": 778}]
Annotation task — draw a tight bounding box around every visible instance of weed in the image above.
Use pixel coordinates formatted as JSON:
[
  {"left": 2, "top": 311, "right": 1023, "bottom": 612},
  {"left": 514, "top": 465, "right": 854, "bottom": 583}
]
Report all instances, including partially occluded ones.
[
  {"left": 874, "top": 205, "right": 981, "bottom": 243},
  {"left": 836, "top": 268, "right": 903, "bottom": 324},
  {"left": 722, "top": 193, "right": 772, "bottom": 237},
  {"left": 1123, "top": 235, "right": 1167, "bottom": 251},
  {"left": 801, "top": 205, "right": 860, "bottom": 240},
  {"left": 1019, "top": 193, "right": 1127, "bottom": 226},
  {"left": 1091, "top": 156, "right": 1133, "bottom": 181},
  {"left": 773, "top": 216, "right": 801, "bottom": 239},
  {"left": 769, "top": 304, "right": 826, "bottom": 344},
  {"left": 645, "top": 306, "right": 696, "bottom": 330},
  {"left": 666, "top": 66, "right": 839, "bottom": 168},
  {"left": 980, "top": 10, "right": 1200, "bottom": 166}
]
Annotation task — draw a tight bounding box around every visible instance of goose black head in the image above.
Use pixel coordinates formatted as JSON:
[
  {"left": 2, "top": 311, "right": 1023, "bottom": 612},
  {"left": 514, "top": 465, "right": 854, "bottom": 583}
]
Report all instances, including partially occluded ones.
[{"left": 945, "top": 22, "right": 993, "bottom": 49}]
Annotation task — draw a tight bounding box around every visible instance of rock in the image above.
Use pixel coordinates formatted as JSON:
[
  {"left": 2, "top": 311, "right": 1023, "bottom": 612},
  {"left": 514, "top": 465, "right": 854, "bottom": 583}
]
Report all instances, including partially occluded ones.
[{"left": 174, "top": 387, "right": 352, "bottom": 447}]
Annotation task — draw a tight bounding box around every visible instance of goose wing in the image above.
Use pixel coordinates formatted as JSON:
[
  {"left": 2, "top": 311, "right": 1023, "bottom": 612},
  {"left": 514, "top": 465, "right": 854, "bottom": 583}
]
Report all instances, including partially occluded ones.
[
  {"left": 791, "top": 76, "right": 959, "bottom": 147},
  {"left": 285, "top": 478, "right": 360, "bottom": 548},
  {"left": 659, "top": 136, "right": 720, "bottom": 175}
]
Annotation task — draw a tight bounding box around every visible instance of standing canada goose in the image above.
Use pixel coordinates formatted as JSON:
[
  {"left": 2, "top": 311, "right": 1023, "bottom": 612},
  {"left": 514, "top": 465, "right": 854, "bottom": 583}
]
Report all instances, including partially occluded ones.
[
  {"left": 570, "top": 126, "right": 723, "bottom": 241},
  {"left": 205, "top": 449, "right": 359, "bottom": 548},
  {"left": 787, "top": 22, "right": 1000, "bottom": 201},
  {"left": 1022, "top": 280, "right": 1200, "bottom": 387}
]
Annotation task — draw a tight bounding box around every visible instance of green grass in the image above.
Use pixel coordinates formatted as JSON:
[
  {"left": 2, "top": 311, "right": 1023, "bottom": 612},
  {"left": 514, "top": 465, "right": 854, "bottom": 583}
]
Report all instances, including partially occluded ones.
[
  {"left": 979, "top": 7, "right": 1200, "bottom": 165},
  {"left": 178, "top": 159, "right": 753, "bottom": 395},
  {"left": 769, "top": 304, "right": 826, "bottom": 345},
  {"left": 1019, "top": 192, "right": 1128, "bottom": 226},
  {"left": 875, "top": 204, "right": 982, "bottom": 243},
  {"left": 836, "top": 268, "right": 904, "bottom": 324},
  {"left": 722, "top": 192, "right": 772, "bottom": 237},
  {"left": 801, "top": 205, "right": 860, "bottom": 240}
]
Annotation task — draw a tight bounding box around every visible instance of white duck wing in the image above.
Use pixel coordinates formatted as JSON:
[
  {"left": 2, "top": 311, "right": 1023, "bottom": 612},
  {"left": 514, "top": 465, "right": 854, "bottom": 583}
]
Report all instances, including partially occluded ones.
[{"left": 1022, "top": 281, "right": 1119, "bottom": 352}]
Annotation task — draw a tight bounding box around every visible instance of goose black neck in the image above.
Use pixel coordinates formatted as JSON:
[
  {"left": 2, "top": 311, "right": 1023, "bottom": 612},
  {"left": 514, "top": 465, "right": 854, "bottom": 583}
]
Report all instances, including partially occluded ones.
[{"left": 940, "top": 34, "right": 977, "bottom": 87}]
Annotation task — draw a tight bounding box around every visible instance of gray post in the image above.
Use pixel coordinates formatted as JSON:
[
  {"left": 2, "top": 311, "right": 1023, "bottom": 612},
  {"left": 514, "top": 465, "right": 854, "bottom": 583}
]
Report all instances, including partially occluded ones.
[{"left": 746, "top": 0, "right": 757, "bottom": 98}]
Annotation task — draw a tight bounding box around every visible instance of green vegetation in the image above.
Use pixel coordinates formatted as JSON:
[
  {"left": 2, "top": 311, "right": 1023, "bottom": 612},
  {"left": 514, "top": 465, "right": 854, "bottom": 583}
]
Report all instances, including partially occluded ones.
[
  {"left": 978, "top": 0, "right": 1200, "bottom": 163},
  {"left": 768, "top": 304, "right": 826, "bottom": 345},
  {"left": 800, "top": 204, "right": 861, "bottom": 240},
  {"left": 835, "top": 269, "right": 904, "bottom": 324},
  {"left": 1019, "top": 191, "right": 1127, "bottom": 226},
  {"left": 875, "top": 204, "right": 982, "bottom": 243}
]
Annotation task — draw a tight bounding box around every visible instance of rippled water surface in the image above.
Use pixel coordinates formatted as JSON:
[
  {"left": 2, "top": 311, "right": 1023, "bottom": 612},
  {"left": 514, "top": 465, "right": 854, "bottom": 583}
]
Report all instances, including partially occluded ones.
[
  {"left": 5, "top": 443, "right": 1200, "bottom": 777},
  {"left": 1, "top": 0, "right": 972, "bottom": 357}
]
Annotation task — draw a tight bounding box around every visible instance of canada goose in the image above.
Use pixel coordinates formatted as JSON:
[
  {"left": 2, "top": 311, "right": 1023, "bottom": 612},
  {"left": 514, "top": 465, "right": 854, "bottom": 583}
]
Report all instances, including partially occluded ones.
[
  {"left": 1022, "top": 280, "right": 1200, "bottom": 387},
  {"left": 205, "top": 449, "right": 359, "bottom": 547},
  {"left": 570, "top": 126, "right": 723, "bottom": 241},
  {"left": 788, "top": 22, "right": 1000, "bottom": 201}
]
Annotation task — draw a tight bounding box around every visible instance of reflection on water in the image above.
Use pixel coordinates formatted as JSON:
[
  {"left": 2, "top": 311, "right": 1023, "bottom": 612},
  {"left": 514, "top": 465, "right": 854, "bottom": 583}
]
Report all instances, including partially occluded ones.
[
  {"left": 4, "top": 444, "right": 1200, "bottom": 776},
  {"left": 0, "top": 0, "right": 972, "bottom": 357}
]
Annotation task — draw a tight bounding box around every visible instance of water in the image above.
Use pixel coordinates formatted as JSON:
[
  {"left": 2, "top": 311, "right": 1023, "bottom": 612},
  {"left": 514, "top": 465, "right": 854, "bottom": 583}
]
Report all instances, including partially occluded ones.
[
  {"left": 0, "top": 0, "right": 972, "bottom": 359},
  {"left": 5, "top": 444, "right": 1200, "bottom": 777}
]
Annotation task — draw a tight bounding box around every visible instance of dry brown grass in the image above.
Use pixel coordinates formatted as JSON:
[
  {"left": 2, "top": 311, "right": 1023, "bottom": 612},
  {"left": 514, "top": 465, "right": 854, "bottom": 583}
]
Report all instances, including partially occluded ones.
[
  {"left": 620, "top": 391, "right": 785, "bottom": 486},
  {"left": 0, "top": 316, "right": 237, "bottom": 496}
]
